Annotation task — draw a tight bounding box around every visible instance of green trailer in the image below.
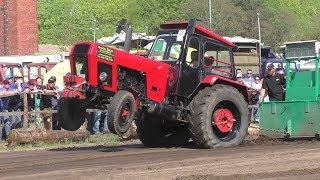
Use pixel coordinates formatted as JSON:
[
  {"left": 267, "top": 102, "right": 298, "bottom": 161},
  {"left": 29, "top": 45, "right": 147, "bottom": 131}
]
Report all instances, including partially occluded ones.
[{"left": 259, "top": 40, "right": 320, "bottom": 138}]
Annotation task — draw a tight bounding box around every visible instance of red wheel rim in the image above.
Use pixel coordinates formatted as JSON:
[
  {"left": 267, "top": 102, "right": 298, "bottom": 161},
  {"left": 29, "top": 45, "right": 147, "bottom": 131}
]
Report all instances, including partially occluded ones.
[
  {"left": 119, "top": 102, "right": 131, "bottom": 126},
  {"left": 213, "top": 109, "right": 235, "bottom": 132},
  {"left": 121, "top": 108, "right": 129, "bottom": 119}
]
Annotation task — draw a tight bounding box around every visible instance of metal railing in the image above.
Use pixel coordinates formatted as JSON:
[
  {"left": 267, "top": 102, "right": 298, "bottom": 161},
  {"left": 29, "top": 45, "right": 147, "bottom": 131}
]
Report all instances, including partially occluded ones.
[{"left": 0, "top": 91, "right": 58, "bottom": 130}]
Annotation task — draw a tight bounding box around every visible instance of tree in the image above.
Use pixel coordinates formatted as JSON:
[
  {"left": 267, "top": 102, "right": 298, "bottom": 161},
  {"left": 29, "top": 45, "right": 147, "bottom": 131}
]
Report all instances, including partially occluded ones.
[
  {"left": 38, "top": 0, "right": 130, "bottom": 45},
  {"left": 37, "top": 0, "right": 320, "bottom": 49}
]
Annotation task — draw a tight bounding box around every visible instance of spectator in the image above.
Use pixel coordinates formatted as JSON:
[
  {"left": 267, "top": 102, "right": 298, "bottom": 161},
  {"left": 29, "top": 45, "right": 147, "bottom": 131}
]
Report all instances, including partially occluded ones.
[
  {"left": 243, "top": 69, "right": 254, "bottom": 87},
  {"left": 36, "top": 77, "right": 44, "bottom": 89},
  {"left": 7, "top": 77, "right": 24, "bottom": 128},
  {"left": 24, "top": 80, "right": 36, "bottom": 111},
  {"left": 251, "top": 76, "right": 262, "bottom": 123},
  {"left": 259, "top": 64, "right": 286, "bottom": 103},
  {"left": 236, "top": 73, "right": 244, "bottom": 83},
  {"left": 236, "top": 69, "right": 242, "bottom": 76},
  {"left": 277, "top": 68, "right": 285, "bottom": 75},
  {"left": 92, "top": 110, "right": 110, "bottom": 135},
  {"left": 9, "top": 76, "right": 26, "bottom": 92},
  {"left": 0, "top": 79, "right": 19, "bottom": 139},
  {"left": 42, "top": 76, "right": 60, "bottom": 130},
  {"left": 6, "top": 75, "right": 14, "bottom": 86},
  {"left": 24, "top": 80, "right": 39, "bottom": 127},
  {"left": 34, "top": 77, "right": 44, "bottom": 128}
]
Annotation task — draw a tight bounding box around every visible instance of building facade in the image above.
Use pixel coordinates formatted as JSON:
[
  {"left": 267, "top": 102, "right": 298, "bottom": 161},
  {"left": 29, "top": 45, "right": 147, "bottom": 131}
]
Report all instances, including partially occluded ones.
[{"left": 0, "top": 0, "right": 38, "bottom": 55}]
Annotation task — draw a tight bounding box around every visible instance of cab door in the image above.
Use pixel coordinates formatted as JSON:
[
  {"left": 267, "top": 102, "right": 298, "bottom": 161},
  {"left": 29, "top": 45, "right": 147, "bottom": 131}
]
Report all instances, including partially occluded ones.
[{"left": 177, "top": 36, "right": 201, "bottom": 97}]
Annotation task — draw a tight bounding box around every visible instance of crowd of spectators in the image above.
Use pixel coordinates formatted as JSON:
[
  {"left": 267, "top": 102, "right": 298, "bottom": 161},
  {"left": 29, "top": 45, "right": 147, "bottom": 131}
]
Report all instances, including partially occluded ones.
[
  {"left": 236, "top": 66, "right": 286, "bottom": 124},
  {"left": 0, "top": 75, "right": 62, "bottom": 139},
  {"left": 0, "top": 75, "right": 110, "bottom": 140},
  {"left": 235, "top": 69, "right": 262, "bottom": 123}
]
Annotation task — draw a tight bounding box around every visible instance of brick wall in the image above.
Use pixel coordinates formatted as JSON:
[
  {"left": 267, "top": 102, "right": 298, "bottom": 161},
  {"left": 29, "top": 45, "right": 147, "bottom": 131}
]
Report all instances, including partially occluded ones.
[
  {"left": 0, "top": 0, "right": 38, "bottom": 56},
  {"left": 0, "top": 0, "right": 6, "bottom": 55}
]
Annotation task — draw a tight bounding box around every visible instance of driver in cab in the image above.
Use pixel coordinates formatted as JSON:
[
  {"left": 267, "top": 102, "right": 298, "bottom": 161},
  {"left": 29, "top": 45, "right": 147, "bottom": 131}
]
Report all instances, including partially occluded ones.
[{"left": 190, "top": 51, "right": 199, "bottom": 68}]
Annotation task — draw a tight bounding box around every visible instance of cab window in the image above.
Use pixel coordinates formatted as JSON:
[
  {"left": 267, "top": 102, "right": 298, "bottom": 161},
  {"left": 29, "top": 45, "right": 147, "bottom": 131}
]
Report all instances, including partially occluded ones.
[{"left": 203, "top": 41, "right": 232, "bottom": 78}]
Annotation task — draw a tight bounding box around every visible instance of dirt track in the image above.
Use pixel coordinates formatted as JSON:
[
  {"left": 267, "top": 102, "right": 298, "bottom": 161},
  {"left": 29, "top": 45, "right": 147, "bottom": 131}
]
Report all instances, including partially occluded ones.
[{"left": 1, "top": 134, "right": 320, "bottom": 180}]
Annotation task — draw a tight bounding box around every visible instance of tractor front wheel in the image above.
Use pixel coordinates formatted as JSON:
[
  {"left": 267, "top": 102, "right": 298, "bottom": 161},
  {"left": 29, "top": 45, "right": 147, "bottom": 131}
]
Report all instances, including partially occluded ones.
[
  {"left": 107, "top": 90, "right": 136, "bottom": 136},
  {"left": 58, "top": 98, "right": 87, "bottom": 131},
  {"left": 188, "top": 84, "right": 249, "bottom": 148}
]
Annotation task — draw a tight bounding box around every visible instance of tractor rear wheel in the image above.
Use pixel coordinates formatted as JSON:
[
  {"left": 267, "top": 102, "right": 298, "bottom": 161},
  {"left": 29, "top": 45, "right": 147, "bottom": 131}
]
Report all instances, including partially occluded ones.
[
  {"left": 58, "top": 98, "right": 86, "bottom": 131},
  {"left": 136, "top": 111, "right": 190, "bottom": 147},
  {"left": 107, "top": 90, "right": 136, "bottom": 136},
  {"left": 188, "top": 84, "right": 249, "bottom": 148}
]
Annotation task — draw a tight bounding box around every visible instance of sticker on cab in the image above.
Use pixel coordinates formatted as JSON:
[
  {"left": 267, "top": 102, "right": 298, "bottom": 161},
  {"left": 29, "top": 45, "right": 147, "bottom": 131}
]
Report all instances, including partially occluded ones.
[{"left": 177, "top": 30, "right": 186, "bottom": 42}]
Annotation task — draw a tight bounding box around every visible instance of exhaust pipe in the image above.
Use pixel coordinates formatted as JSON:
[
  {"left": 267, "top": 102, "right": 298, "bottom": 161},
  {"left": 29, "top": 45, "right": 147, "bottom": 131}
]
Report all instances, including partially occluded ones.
[
  {"left": 124, "top": 24, "right": 132, "bottom": 52},
  {"left": 147, "top": 101, "right": 178, "bottom": 121}
]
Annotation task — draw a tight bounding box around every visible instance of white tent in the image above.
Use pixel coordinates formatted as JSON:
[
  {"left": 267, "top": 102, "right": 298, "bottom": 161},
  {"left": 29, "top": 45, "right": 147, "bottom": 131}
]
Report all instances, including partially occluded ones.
[
  {"left": 97, "top": 32, "right": 155, "bottom": 49},
  {"left": 223, "top": 36, "right": 260, "bottom": 43}
]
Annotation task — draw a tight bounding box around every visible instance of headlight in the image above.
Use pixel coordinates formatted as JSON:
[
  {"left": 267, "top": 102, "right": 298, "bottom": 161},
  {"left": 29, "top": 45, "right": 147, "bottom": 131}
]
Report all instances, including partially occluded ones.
[{"left": 99, "top": 72, "right": 107, "bottom": 81}]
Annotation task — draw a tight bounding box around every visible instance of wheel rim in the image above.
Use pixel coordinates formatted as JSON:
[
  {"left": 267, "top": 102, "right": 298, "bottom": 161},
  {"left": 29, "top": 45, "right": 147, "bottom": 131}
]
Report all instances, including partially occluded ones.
[
  {"left": 119, "top": 101, "right": 131, "bottom": 127},
  {"left": 211, "top": 100, "right": 241, "bottom": 141},
  {"left": 213, "top": 109, "right": 235, "bottom": 133}
]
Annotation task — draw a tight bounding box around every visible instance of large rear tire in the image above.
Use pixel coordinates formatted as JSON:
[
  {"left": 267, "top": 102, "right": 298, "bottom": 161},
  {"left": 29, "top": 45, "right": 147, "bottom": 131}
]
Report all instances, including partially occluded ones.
[
  {"left": 107, "top": 90, "right": 136, "bottom": 136},
  {"left": 188, "top": 84, "right": 249, "bottom": 148},
  {"left": 136, "top": 111, "right": 190, "bottom": 147},
  {"left": 58, "top": 98, "right": 86, "bottom": 131}
]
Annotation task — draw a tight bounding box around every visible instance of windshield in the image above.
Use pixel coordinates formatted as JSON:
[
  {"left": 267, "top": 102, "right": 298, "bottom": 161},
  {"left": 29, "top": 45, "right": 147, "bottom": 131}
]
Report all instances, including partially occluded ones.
[
  {"left": 73, "top": 56, "right": 88, "bottom": 79},
  {"left": 148, "top": 34, "right": 182, "bottom": 61}
]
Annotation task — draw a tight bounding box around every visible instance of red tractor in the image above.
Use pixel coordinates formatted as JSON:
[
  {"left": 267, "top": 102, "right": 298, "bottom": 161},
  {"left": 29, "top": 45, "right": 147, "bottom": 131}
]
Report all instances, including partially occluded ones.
[{"left": 58, "top": 19, "right": 250, "bottom": 148}]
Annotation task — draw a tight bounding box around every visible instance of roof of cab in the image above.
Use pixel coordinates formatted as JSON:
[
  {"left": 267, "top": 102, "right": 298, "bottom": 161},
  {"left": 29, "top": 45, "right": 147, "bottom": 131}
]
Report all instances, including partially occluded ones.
[{"left": 160, "top": 22, "right": 235, "bottom": 47}]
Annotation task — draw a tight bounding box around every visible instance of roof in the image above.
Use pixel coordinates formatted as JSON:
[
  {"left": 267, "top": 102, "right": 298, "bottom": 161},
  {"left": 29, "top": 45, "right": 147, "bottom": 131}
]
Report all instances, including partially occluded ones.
[
  {"left": 0, "top": 62, "right": 21, "bottom": 66},
  {"left": 284, "top": 40, "right": 318, "bottom": 45},
  {"left": 223, "top": 36, "right": 259, "bottom": 44},
  {"left": 97, "top": 32, "right": 155, "bottom": 48},
  {"left": 27, "top": 62, "right": 58, "bottom": 67},
  {"left": 160, "top": 22, "right": 235, "bottom": 47}
]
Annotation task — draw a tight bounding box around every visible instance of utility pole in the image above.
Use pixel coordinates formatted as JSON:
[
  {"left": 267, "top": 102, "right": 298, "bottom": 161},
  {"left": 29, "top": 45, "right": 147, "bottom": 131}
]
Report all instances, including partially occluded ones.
[
  {"left": 257, "top": 13, "right": 262, "bottom": 74},
  {"left": 208, "top": 0, "right": 212, "bottom": 30},
  {"left": 90, "top": 27, "right": 99, "bottom": 42}
]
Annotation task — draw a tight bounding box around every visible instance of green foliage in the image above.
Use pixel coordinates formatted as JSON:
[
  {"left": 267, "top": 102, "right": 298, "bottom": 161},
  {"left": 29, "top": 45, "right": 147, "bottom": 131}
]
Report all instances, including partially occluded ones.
[
  {"left": 38, "top": 0, "right": 320, "bottom": 49},
  {"left": 264, "top": 0, "right": 320, "bottom": 42}
]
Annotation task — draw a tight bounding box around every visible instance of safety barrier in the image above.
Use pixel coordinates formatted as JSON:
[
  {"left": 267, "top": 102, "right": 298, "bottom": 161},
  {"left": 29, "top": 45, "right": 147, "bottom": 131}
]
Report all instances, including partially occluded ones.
[{"left": 0, "top": 91, "right": 58, "bottom": 131}]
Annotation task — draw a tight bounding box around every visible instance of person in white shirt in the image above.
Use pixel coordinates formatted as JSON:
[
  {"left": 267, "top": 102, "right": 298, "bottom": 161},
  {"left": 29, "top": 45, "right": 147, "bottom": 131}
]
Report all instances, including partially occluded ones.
[
  {"left": 251, "top": 76, "right": 262, "bottom": 123},
  {"left": 243, "top": 69, "right": 255, "bottom": 88},
  {"left": 236, "top": 73, "right": 244, "bottom": 83}
]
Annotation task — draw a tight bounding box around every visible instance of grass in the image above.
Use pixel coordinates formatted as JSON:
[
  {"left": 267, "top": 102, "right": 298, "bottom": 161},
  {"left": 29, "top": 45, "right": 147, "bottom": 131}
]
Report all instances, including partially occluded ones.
[{"left": 0, "top": 133, "right": 123, "bottom": 152}]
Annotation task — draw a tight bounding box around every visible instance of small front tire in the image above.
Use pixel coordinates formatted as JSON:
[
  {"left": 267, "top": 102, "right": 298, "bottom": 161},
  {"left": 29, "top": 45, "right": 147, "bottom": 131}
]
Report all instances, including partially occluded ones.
[{"left": 107, "top": 90, "right": 136, "bottom": 136}]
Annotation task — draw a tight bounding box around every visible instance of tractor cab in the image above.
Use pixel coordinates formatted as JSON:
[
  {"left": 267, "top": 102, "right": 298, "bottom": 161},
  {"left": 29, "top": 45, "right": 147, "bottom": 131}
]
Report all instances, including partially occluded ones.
[{"left": 148, "top": 20, "right": 236, "bottom": 97}]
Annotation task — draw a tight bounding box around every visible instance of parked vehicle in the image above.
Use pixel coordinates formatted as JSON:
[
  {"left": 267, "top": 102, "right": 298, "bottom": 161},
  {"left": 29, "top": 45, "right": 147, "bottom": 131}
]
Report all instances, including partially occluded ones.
[
  {"left": 0, "top": 63, "right": 23, "bottom": 82},
  {"left": 27, "top": 62, "right": 57, "bottom": 81},
  {"left": 260, "top": 40, "right": 320, "bottom": 139}
]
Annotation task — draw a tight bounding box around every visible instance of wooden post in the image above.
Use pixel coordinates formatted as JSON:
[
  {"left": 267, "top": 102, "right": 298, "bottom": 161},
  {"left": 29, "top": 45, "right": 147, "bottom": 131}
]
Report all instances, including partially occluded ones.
[{"left": 23, "top": 91, "right": 28, "bottom": 128}]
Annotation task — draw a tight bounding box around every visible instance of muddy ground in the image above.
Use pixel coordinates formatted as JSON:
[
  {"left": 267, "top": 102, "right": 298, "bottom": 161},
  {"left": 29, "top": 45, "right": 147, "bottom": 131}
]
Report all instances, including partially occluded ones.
[{"left": 1, "top": 126, "right": 320, "bottom": 180}]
